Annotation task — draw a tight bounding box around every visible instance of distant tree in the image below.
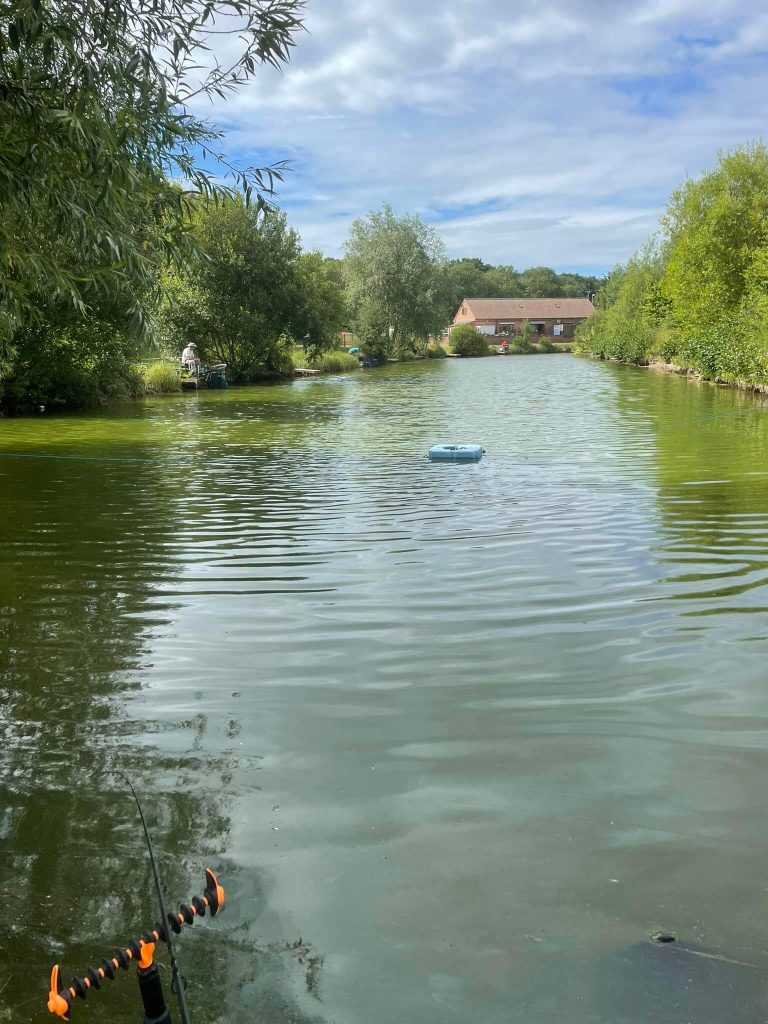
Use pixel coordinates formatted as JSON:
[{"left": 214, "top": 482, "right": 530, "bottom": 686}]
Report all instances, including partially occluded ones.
[
  {"left": 556, "top": 272, "right": 604, "bottom": 297},
  {"left": 450, "top": 322, "right": 491, "bottom": 357},
  {"left": 443, "top": 258, "right": 496, "bottom": 314},
  {"left": 344, "top": 205, "right": 447, "bottom": 360},
  {"left": 483, "top": 265, "right": 522, "bottom": 295},
  {"left": 518, "top": 266, "right": 561, "bottom": 297},
  {"left": 158, "top": 200, "right": 310, "bottom": 381}
]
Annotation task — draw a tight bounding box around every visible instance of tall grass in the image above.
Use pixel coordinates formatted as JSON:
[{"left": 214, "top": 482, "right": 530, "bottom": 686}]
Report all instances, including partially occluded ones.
[
  {"left": 509, "top": 336, "right": 535, "bottom": 354},
  {"left": 141, "top": 361, "right": 181, "bottom": 393},
  {"left": 426, "top": 343, "right": 447, "bottom": 359},
  {"left": 311, "top": 350, "right": 360, "bottom": 373}
]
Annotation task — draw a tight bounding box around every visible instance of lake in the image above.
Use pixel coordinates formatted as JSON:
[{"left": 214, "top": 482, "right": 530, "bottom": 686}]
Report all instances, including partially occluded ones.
[{"left": 3, "top": 354, "right": 768, "bottom": 1024}]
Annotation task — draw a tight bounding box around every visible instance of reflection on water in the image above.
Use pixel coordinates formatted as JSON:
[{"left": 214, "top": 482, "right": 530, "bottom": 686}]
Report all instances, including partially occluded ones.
[{"left": 3, "top": 357, "right": 768, "bottom": 1023}]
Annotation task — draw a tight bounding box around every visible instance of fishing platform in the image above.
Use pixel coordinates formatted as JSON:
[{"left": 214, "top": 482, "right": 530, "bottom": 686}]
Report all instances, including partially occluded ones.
[{"left": 180, "top": 363, "right": 228, "bottom": 390}]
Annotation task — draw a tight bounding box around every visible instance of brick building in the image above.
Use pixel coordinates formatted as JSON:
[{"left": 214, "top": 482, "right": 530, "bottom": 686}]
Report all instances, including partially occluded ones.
[{"left": 451, "top": 297, "right": 596, "bottom": 340}]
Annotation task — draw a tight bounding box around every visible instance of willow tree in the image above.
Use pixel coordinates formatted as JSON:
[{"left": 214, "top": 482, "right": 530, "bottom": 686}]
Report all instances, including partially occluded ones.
[
  {"left": 0, "top": 0, "right": 305, "bottom": 340},
  {"left": 343, "top": 205, "right": 447, "bottom": 360}
]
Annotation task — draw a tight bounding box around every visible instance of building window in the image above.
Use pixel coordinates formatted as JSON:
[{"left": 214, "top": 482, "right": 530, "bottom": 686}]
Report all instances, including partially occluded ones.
[{"left": 461, "top": 306, "right": 467, "bottom": 315}]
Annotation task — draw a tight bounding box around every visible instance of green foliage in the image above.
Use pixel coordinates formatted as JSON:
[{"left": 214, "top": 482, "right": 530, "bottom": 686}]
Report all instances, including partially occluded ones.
[
  {"left": 0, "top": 0, "right": 306, "bottom": 337},
  {"left": 536, "top": 337, "right": 557, "bottom": 353},
  {"left": 294, "top": 252, "right": 348, "bottom": 361},
  {"left": 1, "top": 313, "right": 143, "bottom": 410},
  {"left": 141, "top": 361, "right": 180, "bottom": 393},
  {"left": 157, "top": 200, "right": 321, "bottom": 382},
  {"left": 518, "top": 266, "right": 563, "bottom": 298},
  {"left": 575, "top": 241, "right": 666, "bottom": 364},
  {"left": 663, "top": 142, "right": 768, "bottom": 340},
  {"left": 311, "top": 350, "right": 359, "bottom": 374},
  {"left": 450, "top": 323, "right": 491, "bottom": 357},
  {"left": 579, "top": 144, "right": 768, "bottom": 388},
  {"left": 426, "top": 342, "right": 447, "bottom": 359},
  {"left": 344, "top": 205, "right": 447, "bottom": 361},
  {"left": 512, "top": 320, "right": 535, "bottom": 353}
]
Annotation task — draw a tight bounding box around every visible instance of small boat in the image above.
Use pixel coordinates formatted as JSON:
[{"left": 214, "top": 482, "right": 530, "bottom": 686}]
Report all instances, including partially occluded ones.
[{"left": 428, "top": 444, "right": 485, "bottom": 462}]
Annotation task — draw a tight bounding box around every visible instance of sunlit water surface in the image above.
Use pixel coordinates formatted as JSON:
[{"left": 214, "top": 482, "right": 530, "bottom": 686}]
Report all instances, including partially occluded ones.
[{"left": 4, "top": 356, "right": 768, "bottom": 1023}]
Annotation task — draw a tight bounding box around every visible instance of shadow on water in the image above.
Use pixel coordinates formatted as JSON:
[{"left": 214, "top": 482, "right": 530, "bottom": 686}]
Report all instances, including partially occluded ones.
[{"left": 0, "top": 444, "right": 327, "bottom": 1024}]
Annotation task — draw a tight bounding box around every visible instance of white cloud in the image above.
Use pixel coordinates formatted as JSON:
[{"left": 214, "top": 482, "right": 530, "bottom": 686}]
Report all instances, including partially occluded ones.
[{"left": 199, "top": 0, "right": 768, "bottom": 270}]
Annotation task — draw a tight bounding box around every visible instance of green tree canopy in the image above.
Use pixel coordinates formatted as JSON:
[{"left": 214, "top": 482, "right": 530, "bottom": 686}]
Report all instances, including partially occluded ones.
[
  {"left": 294, "top": 251, "right": 348, "bottom": 359},
  {"left": 517, "top": 266, "right": 561, "bottom": 297},
  {"left": 663, "top": 142, "right": 768, "bottom": 337},
  {"left": 0, "top": 0, "right": 305, "bottom": 336},
  {"left": 575, "top": 240, "right": 666, "bottom": 365},
  {"left": 344, "top": 205, "right": 447, "bottom": 359}
]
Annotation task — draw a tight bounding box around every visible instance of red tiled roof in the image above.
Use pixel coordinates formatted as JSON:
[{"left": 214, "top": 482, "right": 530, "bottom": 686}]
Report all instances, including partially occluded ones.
[{"left": 457, "top": 297, "right": 595, "bottom": 321}]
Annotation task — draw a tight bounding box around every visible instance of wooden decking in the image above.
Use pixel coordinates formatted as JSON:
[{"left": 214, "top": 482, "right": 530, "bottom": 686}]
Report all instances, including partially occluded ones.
[{"left": 294, "top": 368, "right": 320, "bottom": 377}]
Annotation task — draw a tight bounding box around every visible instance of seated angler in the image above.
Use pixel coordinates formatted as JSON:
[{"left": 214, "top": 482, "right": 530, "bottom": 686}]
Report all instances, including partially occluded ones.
[{"left": 181, "top": 342, "right": 202, "bottom": 375}]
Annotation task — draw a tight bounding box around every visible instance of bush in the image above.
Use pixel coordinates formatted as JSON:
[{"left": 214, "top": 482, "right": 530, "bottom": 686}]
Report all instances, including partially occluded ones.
[
  {"left": 536, "top": 338, "right": 557, "bottom": 353},
  {"left": 141, "top": 361, "right": 181, "bottom": 393},
  {"left": 124, "top": 365, "right": 147, "bottom": 399},
  {"left": 511, "top": 336, "right": 535, "bottom": 354},
  {"left": 311, "top": 350, "right": 360, "bottom": 373},
  {"left": 267, "top": 335, "right": 298, "bottom": 377},
  {"left": 1, "top": 316, "right": 147, "bottom": 411},
  {"left": 426, "top": 343, "right": 447, "bottom": 359},
  {"left": 649, "top": 326, "right": 677, "bottom": 364},
  {"left": 450, "top": 323, "right": 492, "bottom": 357}
]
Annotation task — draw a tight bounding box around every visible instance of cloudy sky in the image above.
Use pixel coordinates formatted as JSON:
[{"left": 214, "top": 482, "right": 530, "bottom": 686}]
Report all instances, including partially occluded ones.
[{"left": 202, "top": 0, "right": 768, "bottom": 273}]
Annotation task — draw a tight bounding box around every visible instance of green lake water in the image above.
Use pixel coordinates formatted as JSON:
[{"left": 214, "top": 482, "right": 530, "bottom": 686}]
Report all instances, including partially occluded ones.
[{"left": 4, "top": 355, "right": 768, "bottom": 1023}]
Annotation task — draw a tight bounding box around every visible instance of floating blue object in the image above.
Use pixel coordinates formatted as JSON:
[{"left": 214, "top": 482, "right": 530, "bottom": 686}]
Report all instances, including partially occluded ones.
[{"left": 428, "top": 444, "right": 485, "bottom": 461}]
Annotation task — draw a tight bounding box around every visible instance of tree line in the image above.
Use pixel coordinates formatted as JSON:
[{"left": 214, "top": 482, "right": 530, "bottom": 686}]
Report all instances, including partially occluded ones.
[
  {"left": 576, "top": 142, "right": 768, "bottom": 389},
  {"left": 0, "top": 0, "right": 601, "bottom": 411},
  {"left": 1, "top": 192, "right": 602, "bottom": 409}
]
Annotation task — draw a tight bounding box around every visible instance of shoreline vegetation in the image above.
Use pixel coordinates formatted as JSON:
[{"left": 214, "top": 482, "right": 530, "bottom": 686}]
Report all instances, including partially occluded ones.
[{"left": 575, "top": 142, "right": 768, "bottom": 396}]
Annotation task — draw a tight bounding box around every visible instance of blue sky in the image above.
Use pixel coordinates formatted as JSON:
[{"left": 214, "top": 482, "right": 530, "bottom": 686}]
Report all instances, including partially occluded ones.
[{"left": 198, "top": 0, "right": 768, "bottom": 273}]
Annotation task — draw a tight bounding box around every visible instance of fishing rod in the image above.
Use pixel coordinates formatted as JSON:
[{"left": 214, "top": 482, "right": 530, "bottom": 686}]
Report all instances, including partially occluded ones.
[
  {"left": 127, "top": 778, "right": 193, "bottom": 1024},
  {"left": 46, "top": 784, "right": 224, "bottom": 1023}
]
